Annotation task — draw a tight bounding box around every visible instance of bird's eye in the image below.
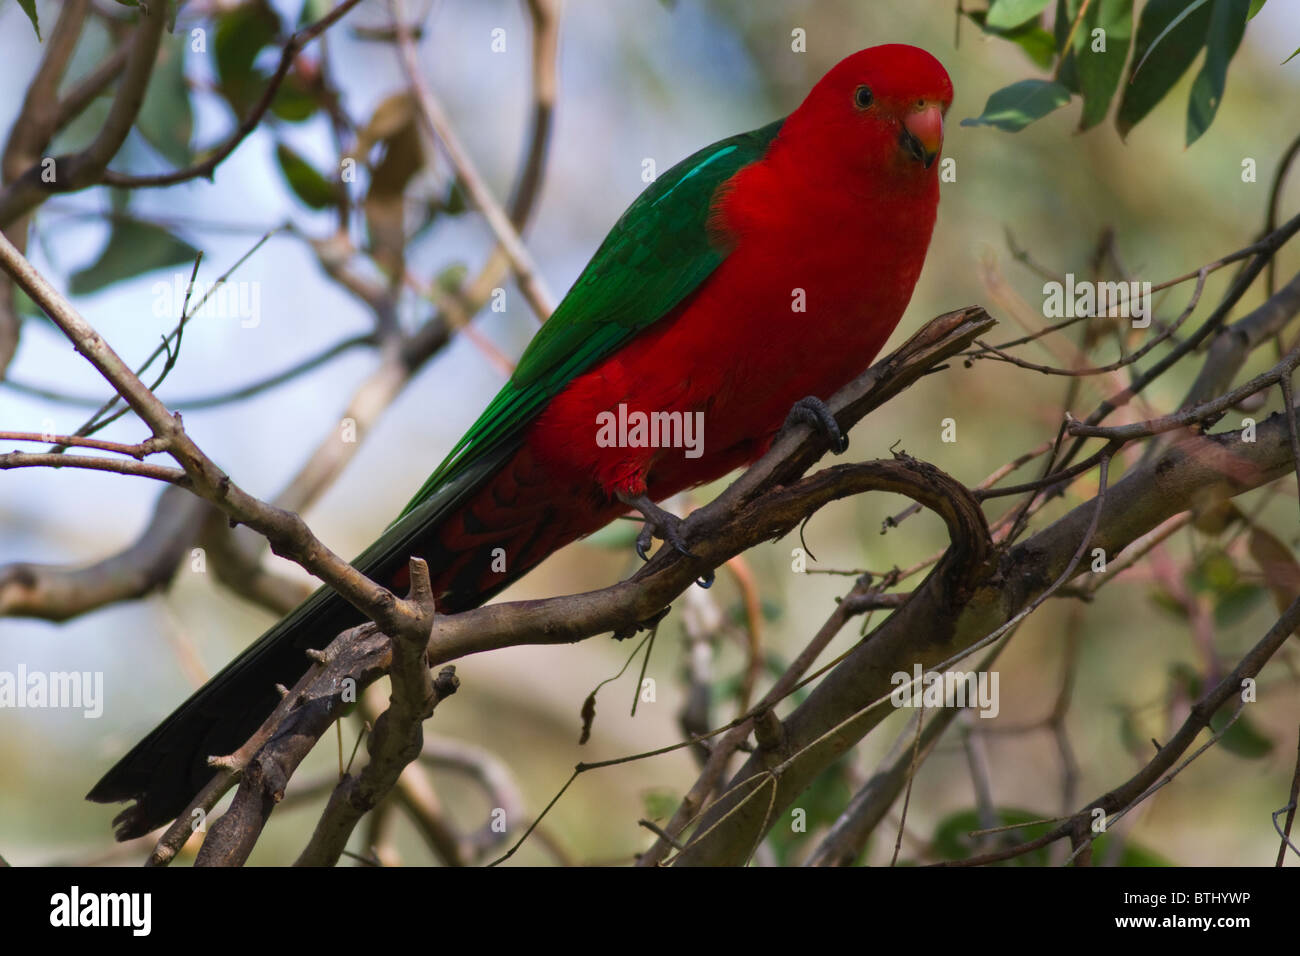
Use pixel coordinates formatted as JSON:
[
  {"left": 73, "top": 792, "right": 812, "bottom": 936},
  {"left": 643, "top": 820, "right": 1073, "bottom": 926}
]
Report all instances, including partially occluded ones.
[{"left": 853, "top": 85, "right": 873, "bottom": 109}]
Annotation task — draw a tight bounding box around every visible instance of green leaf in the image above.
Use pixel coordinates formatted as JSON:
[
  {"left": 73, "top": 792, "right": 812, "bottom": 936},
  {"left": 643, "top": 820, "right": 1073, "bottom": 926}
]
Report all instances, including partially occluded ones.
[
  {"left": 1131, "top": 0, "right": 1211, "bottom": 78},
  {"left": 299, "top": 0, "right": 334, "bottom": 23},
  {"left": 1188, "top": 548, "right": 1239, "bottom": 594},
  {"left": 1149, "top": 586, "right": 1189, "bottom": 620},
  {"left": 986, "top": 0, "right": 1052, "bottom": 30},
  {"left": 1211, "top": 703, "right": 1273, "bottom": 759},
  {"left": 583, "top": 521, "right": 641, "bottom": 550},
  {"left": 964, "top": 11, "right": 1057, "bottom": 68},
  {"left": 214, "top": 0, "right": 280, "bottom": 116},
  {"left": 766, "top": 755, "right": 853, "bottom": 865},
  {"left": 1117, "top": 0, "right": 1213, "bottom": 137},
  {"left": 961, "top": 79, "right": 1072, "bottom": 131},
  {"left": 270, "top": 69, "right": 318, "bottom": 123},
  {"left": 435, "top": 262, "right": 468, "bottom": 295},
  {"left": 69, "top": 219, "right": 199, "bottom": 296},
  {"left": 1283, "top": 46, "right": 1300, "bottom": 65},
  {"left": 274, "top": 143, "right": 337, "bottom": 209},
  {"left": 1186, "top": 0, "right": 1250, "bottom": 145},
  {"left": 1247, "top": 0, "right": 1267, "bottom": 17},
  {"left": 1076, "top": 0, "right": 1134, "bottom": 131},
  {"left": 1213, "top": 583, "right": 1266, "bottom": 626},
  {"left": 13, "top": 286, "right": 41, "bottom": 318},
  {"left": 1005, "top": 23, "right": 1060, "bottom": 69},
  {"left": 16, "top": 0, "right": 39, "bottom": 38},
  {"left": 137, "top": 36, "right": 193, "bottom": 167},
  {"left": 931, "top": 807, "right": 1170, "bottom": 865}
]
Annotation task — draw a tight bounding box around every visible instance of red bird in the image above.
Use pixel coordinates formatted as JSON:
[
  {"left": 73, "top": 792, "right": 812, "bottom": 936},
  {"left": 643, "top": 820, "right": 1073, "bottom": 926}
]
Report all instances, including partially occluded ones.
[{"left": 90, "top": 44, "right": 953, "bottom": 838}]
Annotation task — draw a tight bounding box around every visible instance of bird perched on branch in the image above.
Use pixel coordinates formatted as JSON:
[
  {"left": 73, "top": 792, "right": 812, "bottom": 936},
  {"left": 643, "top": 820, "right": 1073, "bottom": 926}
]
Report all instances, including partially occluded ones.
[{"left": 89, "top": 43, "right": 953, "bottom": 839}]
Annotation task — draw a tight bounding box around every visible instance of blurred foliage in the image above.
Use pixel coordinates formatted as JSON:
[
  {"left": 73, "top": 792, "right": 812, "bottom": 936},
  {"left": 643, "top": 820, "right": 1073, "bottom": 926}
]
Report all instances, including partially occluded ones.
[
  {"left": 964, "top": 0, "right": 1272, "bottom": 144},
  {"left": 928, "top": 807, "right": 1171, "bottom": 865}
]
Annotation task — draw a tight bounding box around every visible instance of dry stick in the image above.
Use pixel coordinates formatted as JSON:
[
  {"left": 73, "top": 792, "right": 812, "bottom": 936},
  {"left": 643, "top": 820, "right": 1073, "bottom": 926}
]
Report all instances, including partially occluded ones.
[
  {"left": 968, "top": 267, "right": 1206, "bottom": 377},
  {"left": 889, "top": 702, "right": 926, "bottom": 867},
  {"left": 0, "top": 0, "right": 101, "bottom": 375},
  {"left": 1050, "top": 214, "right": 1300, "bottom": 479},
  {"left": 296, "top": 560, "right": 457, "bottom": 866},
  {"left": 0, "top": 451, "right": 187, "bottom": 484},
  {"left": 1279, "top": 374, "right": 1300, "bottom": 519},
  {"left": 725, "top": 554, "right": 765, "bottom": 714},
  {"left": 940, "top": 595, "right": 1300, "bottom": 867},
  {"left": 163, "top": 333, "right": 379, "bottom": 409},
  {"left": 1066, "top": 342, "right": 1300, "bottom": 442},
  {"left": 885, "top": 437, "right": 1053, "bottom": 531},
  {"left": 975, "top": 232, "right": 1275, "bottom": 358},
  {"left": 102, "top": 0, "right": 366, "bottom": 188},
  {"left": 0, "top": 430, "right": 167, "bottom": 458},
  {"left": 1060, "top": 706, "right": 1249, "bottom": 868},
  {"left": 1, "top": 0, "right": 89, "bottom": 184},
  {"left": 1054, "top": 0, "right": 1093, "bottom": 81},
  {"left": 1275, "top": 726, "right": 1300, "bottom": 866},
  {"left": 1067, "top": 511, "right": 1194, "bottom": 599},
  {"left": 391, "top": 0, "right": 556, "bottom": 321},
  {"left": 419, "top": 736, "right": 529, "bottom": 859},
  {"left": 1264, "top": 130, "right": 1300, "bottom": 301},
  {"left": 64, "top": 230, "right": 281, "bottom": 446}
]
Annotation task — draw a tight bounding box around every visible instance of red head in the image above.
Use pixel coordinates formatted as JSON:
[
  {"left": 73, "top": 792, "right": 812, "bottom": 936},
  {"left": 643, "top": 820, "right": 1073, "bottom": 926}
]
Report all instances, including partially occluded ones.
[{"left": 777, "top": 45, "right": 953, "bottom": 193}]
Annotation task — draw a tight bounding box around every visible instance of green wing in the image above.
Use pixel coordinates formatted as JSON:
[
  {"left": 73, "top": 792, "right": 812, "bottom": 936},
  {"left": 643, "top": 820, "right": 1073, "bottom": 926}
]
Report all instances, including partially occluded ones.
[{"left": 395, "top": 117, "right": 784, "bottom": 521}]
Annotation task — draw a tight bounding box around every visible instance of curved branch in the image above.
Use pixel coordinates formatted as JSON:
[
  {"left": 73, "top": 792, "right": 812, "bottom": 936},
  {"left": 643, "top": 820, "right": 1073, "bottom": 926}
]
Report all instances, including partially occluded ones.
[{"left": 0, "top": 486, "right": 205, "bottom": 620}]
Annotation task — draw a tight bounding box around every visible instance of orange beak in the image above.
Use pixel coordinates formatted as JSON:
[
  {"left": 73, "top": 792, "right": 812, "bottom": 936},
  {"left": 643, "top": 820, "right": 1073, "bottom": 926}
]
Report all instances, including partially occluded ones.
[{"left": 901, "top": 104, "right": 943, "bottom": 169}]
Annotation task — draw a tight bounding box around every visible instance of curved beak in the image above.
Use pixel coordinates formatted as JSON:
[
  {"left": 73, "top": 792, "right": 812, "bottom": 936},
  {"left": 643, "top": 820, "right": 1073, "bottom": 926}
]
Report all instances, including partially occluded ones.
[{"left": 900, "top": 104, "right": 943, "bottom": 169}]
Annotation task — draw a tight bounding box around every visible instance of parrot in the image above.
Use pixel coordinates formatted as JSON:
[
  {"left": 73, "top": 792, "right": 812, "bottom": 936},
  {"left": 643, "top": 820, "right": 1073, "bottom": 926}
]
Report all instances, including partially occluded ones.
[{"left": 88, "top": 43, "right": 953, "bottom": 839}]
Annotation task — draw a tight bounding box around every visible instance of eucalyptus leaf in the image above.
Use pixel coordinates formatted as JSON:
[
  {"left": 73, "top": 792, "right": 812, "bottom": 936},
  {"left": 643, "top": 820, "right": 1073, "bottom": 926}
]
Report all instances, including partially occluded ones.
[
  {"left": 961, "top": 79, "right": 1072, "bottom": 132},
  {"left": 1186, "top": 0, "right": 1250, "bottom": 145},
  {"left": 986, "top": 0, "right": 1052, "bottom": 30}
]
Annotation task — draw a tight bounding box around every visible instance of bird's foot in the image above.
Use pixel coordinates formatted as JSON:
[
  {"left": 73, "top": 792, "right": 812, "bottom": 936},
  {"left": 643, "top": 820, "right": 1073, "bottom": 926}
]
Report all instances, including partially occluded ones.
[
  {"left": 617, "top": 490, "right": 697, "bottom": 560},
  {"left": 782, "top": 395, "right": 848, "bottom": 454}
]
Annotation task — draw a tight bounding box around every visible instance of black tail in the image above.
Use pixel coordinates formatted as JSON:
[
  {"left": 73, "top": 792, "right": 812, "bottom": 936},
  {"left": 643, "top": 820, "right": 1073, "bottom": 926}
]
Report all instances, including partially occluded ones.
[
  {"left": 85, "top": 583, "right": 367, "bottom": 840},
  {"left": 87, "top": 443, "right": 522, "bottom": 840}
]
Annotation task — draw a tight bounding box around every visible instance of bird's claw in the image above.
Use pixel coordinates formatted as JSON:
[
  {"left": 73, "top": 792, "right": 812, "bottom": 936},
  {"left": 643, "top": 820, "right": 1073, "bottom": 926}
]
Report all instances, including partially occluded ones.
[
  {"left": 783, "top": 395, "right": 848, "bottom": 454},
  {"left": 617, "top": 491, "right": 698, "bottom": 560}
]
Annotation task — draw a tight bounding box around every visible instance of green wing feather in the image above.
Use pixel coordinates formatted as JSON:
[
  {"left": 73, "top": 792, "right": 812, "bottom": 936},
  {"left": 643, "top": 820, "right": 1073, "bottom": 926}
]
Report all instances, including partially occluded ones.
[{"left": 395, "top": 117, "right": 785, "bottom": 521}]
